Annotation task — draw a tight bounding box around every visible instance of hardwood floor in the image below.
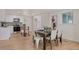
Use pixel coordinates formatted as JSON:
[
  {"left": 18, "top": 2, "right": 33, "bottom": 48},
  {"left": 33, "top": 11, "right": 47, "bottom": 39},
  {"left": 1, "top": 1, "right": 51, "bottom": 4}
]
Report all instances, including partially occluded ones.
[{"left": 0, "top": 32, "right": 79, "bottom": 50}]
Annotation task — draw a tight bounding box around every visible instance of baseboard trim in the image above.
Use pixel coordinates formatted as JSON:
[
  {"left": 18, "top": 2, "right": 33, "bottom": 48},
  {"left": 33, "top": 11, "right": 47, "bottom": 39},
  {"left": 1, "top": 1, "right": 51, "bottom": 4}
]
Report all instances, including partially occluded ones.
[{"left": 63, "top": 38, "right": 79, "bottom": 44}]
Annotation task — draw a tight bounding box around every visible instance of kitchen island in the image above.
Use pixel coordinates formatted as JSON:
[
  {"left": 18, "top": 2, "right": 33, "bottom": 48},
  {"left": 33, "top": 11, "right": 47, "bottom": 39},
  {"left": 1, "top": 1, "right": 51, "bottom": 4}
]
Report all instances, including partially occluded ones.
[{"left": 0, "top": 26, "right": 13, "bottom": 40}]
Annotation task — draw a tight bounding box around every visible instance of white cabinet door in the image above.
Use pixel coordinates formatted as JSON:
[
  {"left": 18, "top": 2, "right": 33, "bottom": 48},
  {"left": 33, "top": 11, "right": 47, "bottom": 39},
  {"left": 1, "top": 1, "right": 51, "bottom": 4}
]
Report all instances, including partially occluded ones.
[{"left": 6, "top": 16, "right": 14, "bottom": 22}]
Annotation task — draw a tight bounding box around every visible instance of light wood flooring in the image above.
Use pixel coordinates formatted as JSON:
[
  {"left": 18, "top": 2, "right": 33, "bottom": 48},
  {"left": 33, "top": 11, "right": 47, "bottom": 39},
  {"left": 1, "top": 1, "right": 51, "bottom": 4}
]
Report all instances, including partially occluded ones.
[{"left": 0, "top": 32, "right": 79, "bottom": 50}]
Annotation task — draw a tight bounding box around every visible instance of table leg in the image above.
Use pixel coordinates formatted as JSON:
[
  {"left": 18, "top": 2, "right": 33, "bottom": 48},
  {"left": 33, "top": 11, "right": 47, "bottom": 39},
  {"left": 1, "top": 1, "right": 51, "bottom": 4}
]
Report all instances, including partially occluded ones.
[
  {"left": 24, "top": 33, "right": 26, "bottom": 37},
  {"left": 43, "top": 34, "right": 46, "bottom": 50},
  {"left": 28, "top": 26, "right": 30, "bottom": 36},
  {"left": 60, "top": 34, "right": 62, "bottom": 44}
]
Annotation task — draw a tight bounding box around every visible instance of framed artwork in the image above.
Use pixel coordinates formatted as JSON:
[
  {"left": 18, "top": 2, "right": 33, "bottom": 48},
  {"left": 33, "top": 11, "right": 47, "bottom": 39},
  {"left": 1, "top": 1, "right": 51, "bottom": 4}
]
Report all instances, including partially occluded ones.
[{"left": 62, "top": 12, "right": 73, "bottom": 24}]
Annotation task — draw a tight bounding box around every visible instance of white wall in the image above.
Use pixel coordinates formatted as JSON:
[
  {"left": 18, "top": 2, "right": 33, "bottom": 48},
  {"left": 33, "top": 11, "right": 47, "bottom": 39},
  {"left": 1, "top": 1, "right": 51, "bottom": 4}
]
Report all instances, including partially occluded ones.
[
  {"left": 57, "top": 10, "right": 79, "bottom": 42},
  {"left": 57, "top": 10, "right": 74, "bottom": 40},
  {"left": 32, "top": 14, "right": 52, "bottom": 31},
  {"left": 0, "top": 10, "right": 5, "bottom": 22},
  {"left": 0, "top": 9, "right": 24, "bottom": 22},
  {"left": 5, "top": 15, "right": 24, "bottom": 22},
  {"left": 32, "top": 15, "right": 42, "bottom": 31},
  {"left": 41, "top": 14, "right": 51, "bottom": 27},
  {"left": 73, "top": 10, "right": 79, "bottom": 42},
  {"left": 23, "top": 16, "right": 32, "bottom": 31}
]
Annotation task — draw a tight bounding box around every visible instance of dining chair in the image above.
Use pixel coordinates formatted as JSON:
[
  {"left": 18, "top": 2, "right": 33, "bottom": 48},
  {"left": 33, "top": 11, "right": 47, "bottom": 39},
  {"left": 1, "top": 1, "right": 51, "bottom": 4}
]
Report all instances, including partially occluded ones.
[
  {"left": 20, "top": 28, "right": 28, "bottom": 37},
  {"left": 33, "top": 31, "right": 43, "bottom": 48},
  {"left": 57, "top": 29, "right": 62, "bottom": 44},
  {"left": 46, "top": 29, "right": 57, "bottom": 49}
]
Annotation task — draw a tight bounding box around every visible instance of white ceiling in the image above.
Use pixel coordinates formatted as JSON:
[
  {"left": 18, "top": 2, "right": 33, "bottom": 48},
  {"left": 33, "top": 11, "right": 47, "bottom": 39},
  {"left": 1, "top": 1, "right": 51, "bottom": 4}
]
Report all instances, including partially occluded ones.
[
  {"left": 23, "top": 9, "right": 65, "bottom": 13},
  {"left": 0, "top": 9, "right": 70, "bottom": 16},
  {"left": 22, "top": 9, "right": 66, "bottom": 15}
]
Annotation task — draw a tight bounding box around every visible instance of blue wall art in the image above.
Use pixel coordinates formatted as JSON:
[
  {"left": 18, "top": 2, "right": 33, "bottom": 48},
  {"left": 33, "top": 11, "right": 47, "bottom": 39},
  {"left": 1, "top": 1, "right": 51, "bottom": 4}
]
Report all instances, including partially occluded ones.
[{"left": 62, "top": 12, "right": 73, "bottom": 24}]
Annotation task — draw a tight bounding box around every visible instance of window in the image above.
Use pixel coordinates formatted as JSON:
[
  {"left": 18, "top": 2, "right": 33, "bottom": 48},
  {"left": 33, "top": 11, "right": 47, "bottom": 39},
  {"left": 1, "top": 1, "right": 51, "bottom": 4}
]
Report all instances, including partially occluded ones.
[{"left": 62, "top": 12, "right": 73, "bottom": 24}]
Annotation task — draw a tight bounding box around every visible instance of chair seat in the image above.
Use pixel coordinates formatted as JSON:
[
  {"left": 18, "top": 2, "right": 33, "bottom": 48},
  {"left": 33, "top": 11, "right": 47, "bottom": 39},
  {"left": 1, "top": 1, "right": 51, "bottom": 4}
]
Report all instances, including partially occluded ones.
[
  {"left": 34, "top": 37, "right": 43, "bottom": 40},
  {"left": 46, "top": 37, "right": 50, "bottom": 40},
  {"left": 21, "top": 30, "right": 27, "bottom": 33},
  {"left": 34, "top": 37, "right": 43, "bottom": 48}
]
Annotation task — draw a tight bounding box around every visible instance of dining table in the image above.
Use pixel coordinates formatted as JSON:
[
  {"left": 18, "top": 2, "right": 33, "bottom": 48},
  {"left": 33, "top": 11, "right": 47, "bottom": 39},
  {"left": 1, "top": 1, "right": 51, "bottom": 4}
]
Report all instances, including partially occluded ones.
[{"left": 36, "top": 30, "right": 51, "bottom": 50}]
